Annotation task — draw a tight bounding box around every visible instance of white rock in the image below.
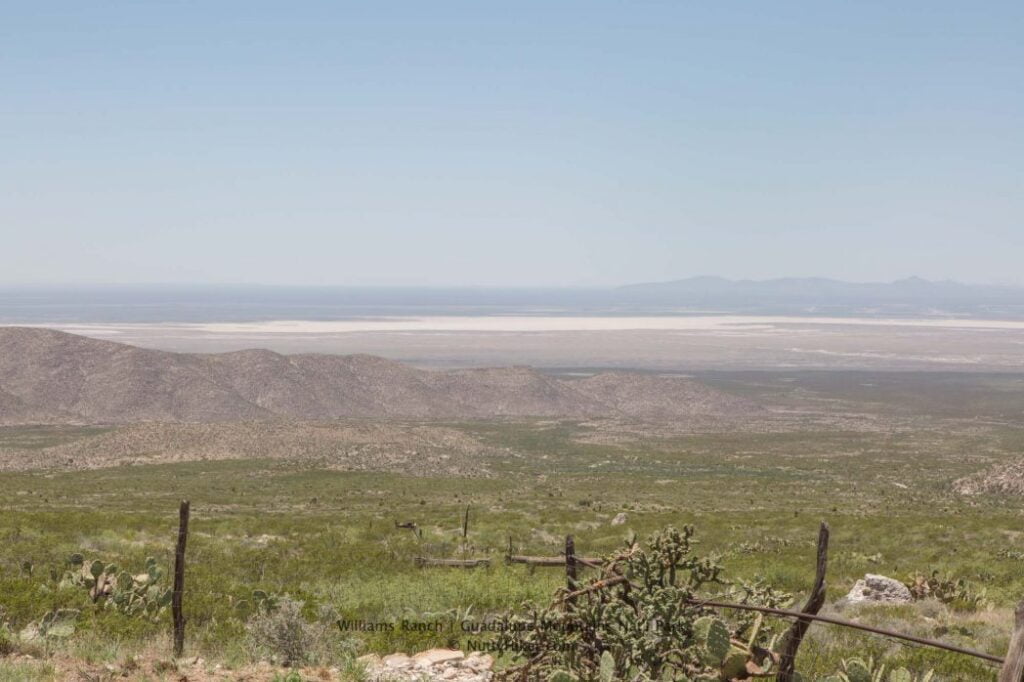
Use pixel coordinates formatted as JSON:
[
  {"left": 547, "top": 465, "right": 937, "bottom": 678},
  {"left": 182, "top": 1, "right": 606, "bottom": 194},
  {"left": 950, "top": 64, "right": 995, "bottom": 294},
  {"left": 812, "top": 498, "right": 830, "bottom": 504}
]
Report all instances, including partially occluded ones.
[
  {"left": 366, "top": 649, "right": 493, "bottom": 681},
  {"left": 413, "top": 649, "right": 465, "bottom": 666},
  {"left": 611, "top": 512, "right": 628, "bottom": 526},
  {"left": 463, "top": 653, "right": 494, "bottom": 670},
  {"left": 845, "top": 574, "right": 913, "bottom": 604},
  {"left": 382, "top": 653, "right": 413, "bottom": 668}
]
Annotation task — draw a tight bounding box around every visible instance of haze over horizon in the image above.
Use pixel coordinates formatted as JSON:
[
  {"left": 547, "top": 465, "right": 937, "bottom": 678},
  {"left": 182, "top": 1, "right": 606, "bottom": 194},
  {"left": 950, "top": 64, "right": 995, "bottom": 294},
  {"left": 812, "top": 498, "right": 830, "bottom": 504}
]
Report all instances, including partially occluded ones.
[{"left": 0, "top": 274, "right": 1022, "bottom": 291}]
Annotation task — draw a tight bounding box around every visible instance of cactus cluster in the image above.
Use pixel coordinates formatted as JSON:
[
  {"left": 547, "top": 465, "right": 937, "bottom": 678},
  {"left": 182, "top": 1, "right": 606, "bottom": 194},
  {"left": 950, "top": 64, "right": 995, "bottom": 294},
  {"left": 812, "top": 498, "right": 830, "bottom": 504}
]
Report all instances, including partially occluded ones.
[
  {"left": 59, "top": 554, "right": 171, "bottom": 619},
  {"left": 496, "top": 526, "right": 789, "bottom": 682},
  {"left": 904, "top": 570, "right": 989, "bottom": 611}
]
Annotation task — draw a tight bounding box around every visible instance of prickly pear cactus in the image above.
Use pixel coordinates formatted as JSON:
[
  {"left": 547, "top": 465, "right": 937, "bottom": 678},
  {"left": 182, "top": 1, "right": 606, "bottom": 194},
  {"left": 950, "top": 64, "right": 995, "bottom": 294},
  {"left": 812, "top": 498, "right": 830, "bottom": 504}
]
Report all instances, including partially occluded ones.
[
  {"left": 721, "top": 647, "right": 748, "bottom": 679},
  {"left": 822, "top": 659, "right": 933, "bottom": 682},
  {"left": 888, "top": 669, "right": 912, "bottom": 682},
  {"left": 598, "top": 651, "right": 615, "bottom": 682},
  {"left": 693, "top": 616, "right": 731, "bottom": 666},
  {"left": 58, "top": 554, "right": 170, "bottom": 620},
  {"left": 843, "top": 658, "right": 873, "bottom": 682}
]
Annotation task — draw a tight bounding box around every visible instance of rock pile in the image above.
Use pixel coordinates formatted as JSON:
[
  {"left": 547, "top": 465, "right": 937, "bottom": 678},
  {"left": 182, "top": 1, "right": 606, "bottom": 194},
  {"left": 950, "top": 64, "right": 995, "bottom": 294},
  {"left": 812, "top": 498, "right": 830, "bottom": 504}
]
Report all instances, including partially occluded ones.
[
  {"left": 845, "top": 574, "right": 913, "bottom": 604},
  {"left": 953, "top": 460, "right": 1024, "bottom": 496},
  {"left": 358, "top": 649, "right": 494, "bottom": 681}
]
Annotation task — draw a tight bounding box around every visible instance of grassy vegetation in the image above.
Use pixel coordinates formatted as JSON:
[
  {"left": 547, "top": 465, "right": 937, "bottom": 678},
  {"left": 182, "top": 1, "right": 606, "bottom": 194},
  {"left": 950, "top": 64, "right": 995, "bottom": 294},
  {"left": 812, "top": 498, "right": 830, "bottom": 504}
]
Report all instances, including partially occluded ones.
[{"left": 1, "top": 373, "right": 1024, "bottom": 679}]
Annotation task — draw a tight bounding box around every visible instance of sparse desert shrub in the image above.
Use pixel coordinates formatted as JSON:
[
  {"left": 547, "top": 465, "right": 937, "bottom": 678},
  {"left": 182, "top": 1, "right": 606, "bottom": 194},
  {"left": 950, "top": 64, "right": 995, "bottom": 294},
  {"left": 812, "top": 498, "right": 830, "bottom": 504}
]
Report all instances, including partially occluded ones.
[
  {"left": 0, "top": 621, "right": 15, "bottom": 657},
  {"left": 270, "top": 673, "right": 304, "bottom": 682},
  {"left": 18, "top": 608, "right": 79, "bottom": 644},
  {"left": 244, "top": 597, "right": 353, "bottom": 667}
]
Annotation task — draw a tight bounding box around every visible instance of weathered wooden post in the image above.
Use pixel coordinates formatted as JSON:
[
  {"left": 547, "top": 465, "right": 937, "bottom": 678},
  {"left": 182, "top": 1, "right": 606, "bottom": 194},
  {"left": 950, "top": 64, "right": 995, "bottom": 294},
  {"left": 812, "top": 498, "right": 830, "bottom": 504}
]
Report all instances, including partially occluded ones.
[
  {"left": 776, "top": 522, "right": 829, "bottom": 682},
  {"left": 172, "top": 500, "right": 190, "bottom": 658},
  {"left": 565, "top": 535, "right": 577, "bottom": 602},
  {"left": 999, "top": 600, "right": 1024, "bottom": 682},
  {"left": 463, "top": 505, "right": 470, "bottom": 540}
]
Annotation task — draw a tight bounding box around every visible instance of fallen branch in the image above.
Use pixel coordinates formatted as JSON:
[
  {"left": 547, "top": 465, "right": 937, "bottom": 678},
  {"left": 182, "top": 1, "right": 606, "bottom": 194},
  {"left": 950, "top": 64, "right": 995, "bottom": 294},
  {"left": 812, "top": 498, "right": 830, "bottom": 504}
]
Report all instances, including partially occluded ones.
[
  {"left": 413, "top": 556, "right": 491, "bottom": 568},
  {"left": 506, "top": 554, "right": 605, "bottom": 567}
]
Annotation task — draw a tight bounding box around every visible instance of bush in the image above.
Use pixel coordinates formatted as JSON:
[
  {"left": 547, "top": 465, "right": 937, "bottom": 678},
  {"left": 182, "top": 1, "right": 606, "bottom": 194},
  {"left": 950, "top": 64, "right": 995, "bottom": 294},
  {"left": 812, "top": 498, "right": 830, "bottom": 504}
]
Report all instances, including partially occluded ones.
[{"left": 244, "top": 597, "right": 352, "bottom": 667}]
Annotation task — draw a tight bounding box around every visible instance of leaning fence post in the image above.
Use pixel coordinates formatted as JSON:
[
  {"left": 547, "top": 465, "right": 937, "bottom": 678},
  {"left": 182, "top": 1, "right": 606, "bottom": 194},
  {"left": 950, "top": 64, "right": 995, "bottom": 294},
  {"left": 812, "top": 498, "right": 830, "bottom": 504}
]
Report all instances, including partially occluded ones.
[
  {"left": 999, "top": 600, "right": 1024, "bottom": 682},
  {"left": 565, "top": 535, "right": 577, "bottom": 601},
  {"left": 776, "top": 522, "right": 829, "bottom": 681},
  {"left": 172, "top": 500, "right": 190, "bottom": 658}
]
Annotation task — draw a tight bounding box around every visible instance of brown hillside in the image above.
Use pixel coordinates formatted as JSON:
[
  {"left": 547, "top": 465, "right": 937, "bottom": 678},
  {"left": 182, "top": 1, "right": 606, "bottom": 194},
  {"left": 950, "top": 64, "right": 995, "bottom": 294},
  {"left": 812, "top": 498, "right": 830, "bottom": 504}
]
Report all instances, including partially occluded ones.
[{"left": 0, "top": 327, "right": 762, "bottom": 424}]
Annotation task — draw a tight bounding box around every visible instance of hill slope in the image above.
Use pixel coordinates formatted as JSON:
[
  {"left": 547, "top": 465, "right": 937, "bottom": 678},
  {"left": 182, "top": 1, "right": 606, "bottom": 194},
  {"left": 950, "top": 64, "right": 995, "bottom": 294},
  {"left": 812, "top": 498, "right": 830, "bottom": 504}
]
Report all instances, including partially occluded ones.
[{"left": 0, "top": 327, "right": 761, "bottom": 423}]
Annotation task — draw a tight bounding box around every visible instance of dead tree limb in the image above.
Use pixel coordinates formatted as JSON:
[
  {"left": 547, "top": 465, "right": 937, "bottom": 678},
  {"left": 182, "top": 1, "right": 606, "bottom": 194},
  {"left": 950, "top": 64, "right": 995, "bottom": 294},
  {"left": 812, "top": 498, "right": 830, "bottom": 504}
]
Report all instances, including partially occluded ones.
[
  {"left": 414, "top": 557, "right": 491, "bottom": 568},
  {"left": 776, "top": 521, "right": 829, "bottom": 681}
]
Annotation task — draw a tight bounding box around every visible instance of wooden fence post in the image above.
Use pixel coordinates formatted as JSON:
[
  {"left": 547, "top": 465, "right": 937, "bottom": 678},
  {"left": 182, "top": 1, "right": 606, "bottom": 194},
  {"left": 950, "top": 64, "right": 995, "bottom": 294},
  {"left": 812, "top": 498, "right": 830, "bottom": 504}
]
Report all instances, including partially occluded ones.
[
  {"left": 565, "top": 535, "right": 577, "bottom": 601},
  {"left": 463, "top": 505, "right": 470, "bottom": 540},
  {"left": 999, "top": 600, "right": 1024, "bottom": 682},
  {"left": 172, "top": 500, "right": 190, "bottom": 658},
  {"left": 776, "top": 522, "right": 829, "bottom": 682}
]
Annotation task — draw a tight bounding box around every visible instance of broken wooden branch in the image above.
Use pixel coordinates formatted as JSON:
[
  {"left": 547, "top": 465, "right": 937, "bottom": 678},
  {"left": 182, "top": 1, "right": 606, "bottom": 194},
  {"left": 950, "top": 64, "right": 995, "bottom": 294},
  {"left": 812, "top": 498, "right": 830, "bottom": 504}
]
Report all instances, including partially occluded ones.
[
  {"left": 506, "top": 554, "right": 605, "bottom": 567},
  {"left": 413, "top": 556, "right": 491, "bottom": 568}
]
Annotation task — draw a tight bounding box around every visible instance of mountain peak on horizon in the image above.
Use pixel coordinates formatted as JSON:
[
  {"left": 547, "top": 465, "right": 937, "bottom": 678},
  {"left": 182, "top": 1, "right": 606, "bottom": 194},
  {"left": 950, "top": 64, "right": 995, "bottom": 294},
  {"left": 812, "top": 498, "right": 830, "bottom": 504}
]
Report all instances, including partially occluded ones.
[{"left": 612, "top": 275, "right": 1023, "bottom": 310}]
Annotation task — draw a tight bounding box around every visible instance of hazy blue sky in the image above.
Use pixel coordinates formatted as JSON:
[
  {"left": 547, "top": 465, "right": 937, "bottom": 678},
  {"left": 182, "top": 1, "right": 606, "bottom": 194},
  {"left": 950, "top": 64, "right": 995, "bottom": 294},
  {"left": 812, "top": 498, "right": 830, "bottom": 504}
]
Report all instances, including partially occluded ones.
[{"left": 2, "top": 2, "right": 1021, "bottom": 286}]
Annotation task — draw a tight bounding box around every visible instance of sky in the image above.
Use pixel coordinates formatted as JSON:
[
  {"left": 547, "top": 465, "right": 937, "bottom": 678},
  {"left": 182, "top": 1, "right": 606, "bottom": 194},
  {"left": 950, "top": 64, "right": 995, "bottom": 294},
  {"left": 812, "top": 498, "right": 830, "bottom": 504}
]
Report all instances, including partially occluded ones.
[{"left": 2, "top": 2, "right": 1021, "bottom": 287}]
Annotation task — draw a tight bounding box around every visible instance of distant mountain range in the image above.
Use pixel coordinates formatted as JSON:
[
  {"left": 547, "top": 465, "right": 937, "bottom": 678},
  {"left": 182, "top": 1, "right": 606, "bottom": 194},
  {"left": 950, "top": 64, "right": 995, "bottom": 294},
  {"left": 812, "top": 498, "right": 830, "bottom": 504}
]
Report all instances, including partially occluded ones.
[
  {"left": 0, "top": 328, "right": 760, "bottom": 424},
  {"left": 617, "top": 275, "right": 1019, "bottom": 299},
  {"left": 612, "top": 276, "right": 1024, "bottom": 314}
]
